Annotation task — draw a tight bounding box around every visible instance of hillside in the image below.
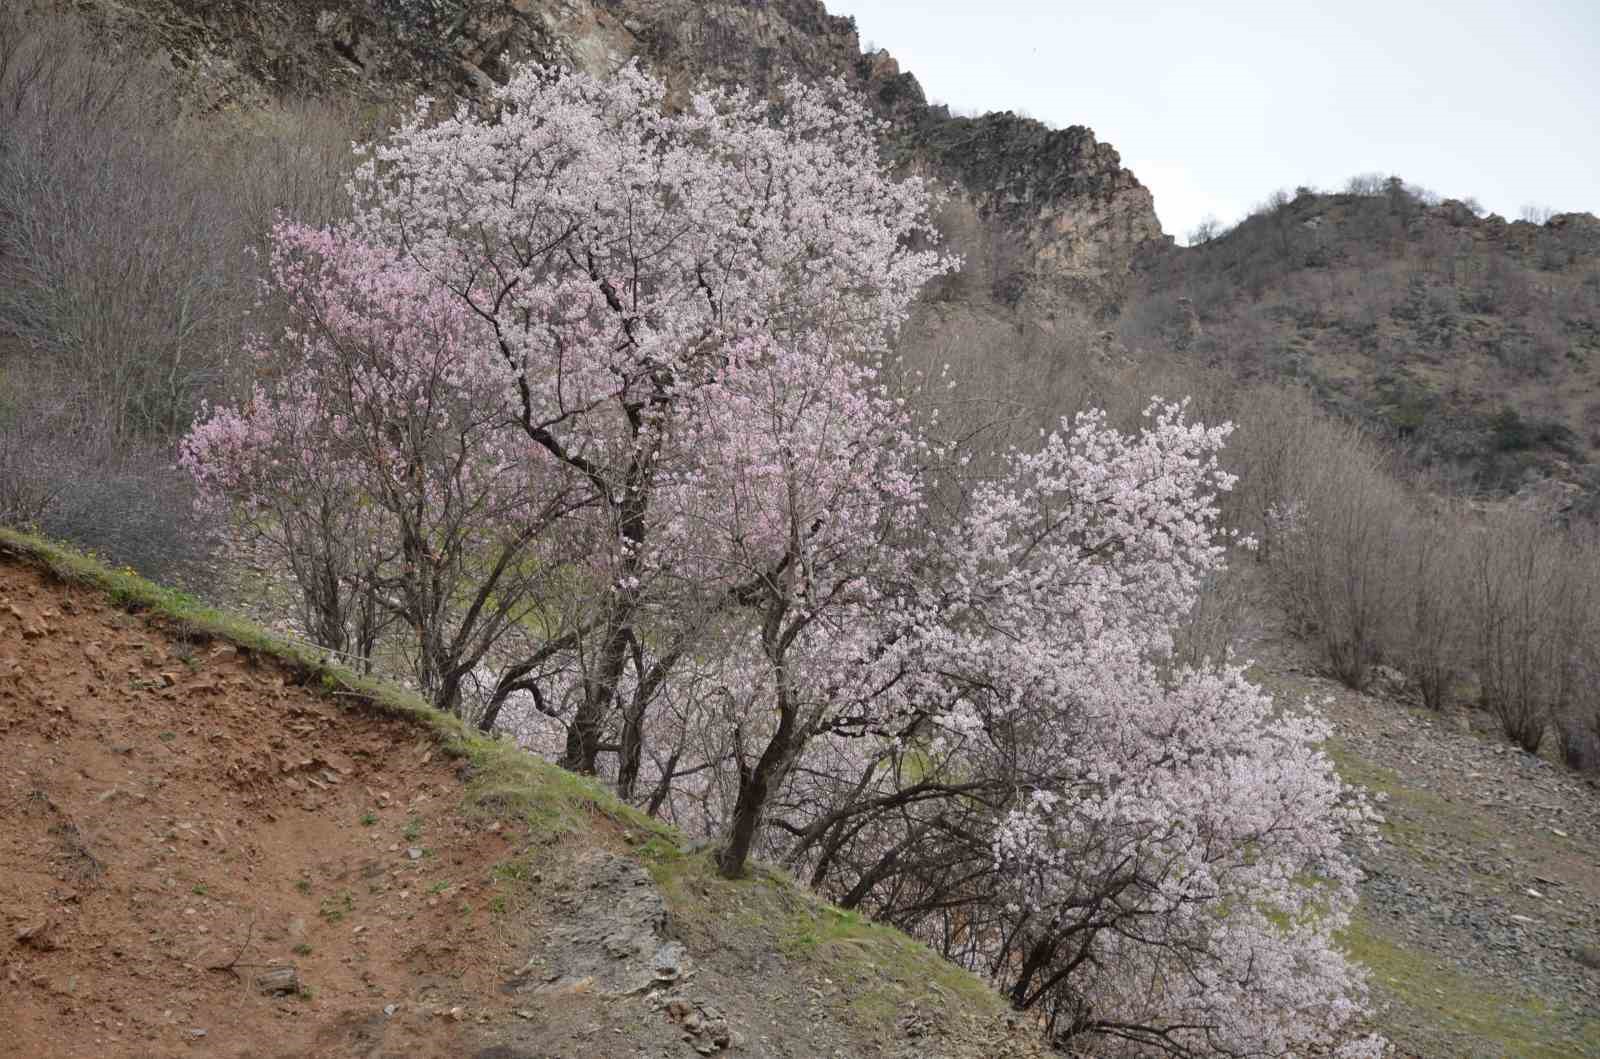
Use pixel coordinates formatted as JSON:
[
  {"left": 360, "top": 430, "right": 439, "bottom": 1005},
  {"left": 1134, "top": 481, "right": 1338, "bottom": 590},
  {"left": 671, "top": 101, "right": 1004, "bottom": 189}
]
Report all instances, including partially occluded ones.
[
  {"left": 41, "top": 0, "right": 1159, "bottom": 316},
  {"left": 0, "top": 534, "right": 1038, "bottom": 1058},
  {"left": 10, "top": 538, "right": 1600, "bottom": 1058},
  {"left": 1124, "top": 185, "right": 1600, "bottom": 502},
  {"left": 5, "top": 3, "right": 1600, "bottom": 1057},
  {"left": 1232, "top": 577, "right": 1600, "bottom": 1058}
]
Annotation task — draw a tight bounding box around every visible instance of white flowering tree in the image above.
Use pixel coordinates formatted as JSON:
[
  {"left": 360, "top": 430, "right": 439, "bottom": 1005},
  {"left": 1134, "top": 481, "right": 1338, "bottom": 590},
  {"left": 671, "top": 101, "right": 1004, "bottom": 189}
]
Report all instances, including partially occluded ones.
[{"left": 186, "top": 60, "right": 1384, "bottom": 1054}]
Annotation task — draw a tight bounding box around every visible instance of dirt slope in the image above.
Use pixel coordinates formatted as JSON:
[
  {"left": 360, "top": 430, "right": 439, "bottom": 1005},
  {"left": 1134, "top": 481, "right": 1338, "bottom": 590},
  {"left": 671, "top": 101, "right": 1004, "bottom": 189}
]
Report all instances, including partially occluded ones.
[{"left": 0, "top": 548, "right": 1037, "bottom": 1059}]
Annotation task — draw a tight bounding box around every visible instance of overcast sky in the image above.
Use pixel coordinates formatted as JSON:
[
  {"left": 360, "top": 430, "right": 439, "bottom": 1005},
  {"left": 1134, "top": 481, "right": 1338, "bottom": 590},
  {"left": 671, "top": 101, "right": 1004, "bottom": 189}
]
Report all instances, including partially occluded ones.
[{"left": 828, "top": 1, "right": 1598, "bottom": 244}]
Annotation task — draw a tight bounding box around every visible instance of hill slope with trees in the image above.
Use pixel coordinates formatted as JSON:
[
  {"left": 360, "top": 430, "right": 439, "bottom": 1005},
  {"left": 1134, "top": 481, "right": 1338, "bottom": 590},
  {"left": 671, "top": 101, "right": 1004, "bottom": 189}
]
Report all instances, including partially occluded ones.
[{"left": 3, "top": 3, "right": 1600, "bottom": 1057}]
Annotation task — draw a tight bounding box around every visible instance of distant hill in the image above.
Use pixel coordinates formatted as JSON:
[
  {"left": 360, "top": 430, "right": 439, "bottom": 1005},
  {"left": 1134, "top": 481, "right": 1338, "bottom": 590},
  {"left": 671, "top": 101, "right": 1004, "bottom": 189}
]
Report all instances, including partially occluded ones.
[{"left": 1121, "top": 183, "right": 1600, "bottom": 502}]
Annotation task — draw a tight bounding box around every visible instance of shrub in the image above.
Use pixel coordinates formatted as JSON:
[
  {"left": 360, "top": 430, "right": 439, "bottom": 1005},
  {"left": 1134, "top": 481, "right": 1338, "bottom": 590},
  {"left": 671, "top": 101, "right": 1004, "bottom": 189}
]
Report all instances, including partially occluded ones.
[{"left": 0, "top": 7, "right": 356, "bottom": 439}]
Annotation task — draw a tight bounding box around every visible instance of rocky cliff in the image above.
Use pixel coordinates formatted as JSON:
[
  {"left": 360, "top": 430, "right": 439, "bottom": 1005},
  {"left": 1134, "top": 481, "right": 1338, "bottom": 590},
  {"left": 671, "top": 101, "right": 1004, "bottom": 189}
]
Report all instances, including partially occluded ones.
[{"left": 64, "top": 0, "right": 1165, "bottom": 313}]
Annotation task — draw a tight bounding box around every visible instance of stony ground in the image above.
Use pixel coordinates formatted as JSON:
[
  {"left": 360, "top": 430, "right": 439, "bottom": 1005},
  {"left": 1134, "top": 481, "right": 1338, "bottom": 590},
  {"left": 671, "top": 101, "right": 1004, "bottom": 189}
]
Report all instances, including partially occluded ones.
[{"left": 1241, "top": 606, "right": 1600, "bottom": 1058}]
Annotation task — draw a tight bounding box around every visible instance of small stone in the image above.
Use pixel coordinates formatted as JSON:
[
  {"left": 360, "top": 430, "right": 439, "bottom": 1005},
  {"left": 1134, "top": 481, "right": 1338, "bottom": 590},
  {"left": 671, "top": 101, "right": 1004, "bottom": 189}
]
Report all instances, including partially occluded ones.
[
  {"left": 383, "top": 1004, "right": 399, "bottom": 1017},
  {"left": 15, "top": 918, "right": 54, "bottom": 950},
  {"left": 653, "top": 941, "right": 688, "bottom": 982},
  {"left": 256, "top": 967, "right": 300, "bottom": 996},
  {"left": 406, "top": 847, "right": 423, "bottom": 861}
]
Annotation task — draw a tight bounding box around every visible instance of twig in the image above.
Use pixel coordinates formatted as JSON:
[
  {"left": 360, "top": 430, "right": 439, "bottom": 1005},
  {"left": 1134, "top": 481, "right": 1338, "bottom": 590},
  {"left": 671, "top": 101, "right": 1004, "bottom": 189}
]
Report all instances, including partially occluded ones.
[{"left": 206, "top": 916, "right": 260, "bottom": 979}]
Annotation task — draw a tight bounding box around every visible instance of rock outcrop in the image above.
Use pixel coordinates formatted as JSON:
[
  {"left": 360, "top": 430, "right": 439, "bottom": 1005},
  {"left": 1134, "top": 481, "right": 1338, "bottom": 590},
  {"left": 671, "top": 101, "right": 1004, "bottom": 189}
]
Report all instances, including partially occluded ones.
[{"left": 76, "top": 0, "right": 1166, "bottom": 312}]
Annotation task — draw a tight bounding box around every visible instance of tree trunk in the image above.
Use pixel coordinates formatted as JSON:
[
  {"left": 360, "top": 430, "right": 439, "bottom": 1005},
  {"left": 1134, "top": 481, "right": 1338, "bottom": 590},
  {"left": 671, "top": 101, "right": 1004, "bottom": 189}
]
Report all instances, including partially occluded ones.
[
  {"left": 616, "top": 701, "right": 646, "bottom": 800},
  {"left": 717, "top": 675, "right": 798, "bottom": 879}
]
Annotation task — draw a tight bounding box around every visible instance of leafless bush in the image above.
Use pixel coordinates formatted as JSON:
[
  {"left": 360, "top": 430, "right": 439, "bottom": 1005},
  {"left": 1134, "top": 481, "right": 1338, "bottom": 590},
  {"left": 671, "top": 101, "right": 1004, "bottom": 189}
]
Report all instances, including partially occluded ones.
[
  {"left": 1186, "top": 214, "right": 1223, "bottom": 246},
  {"left": 0, "top": 372, "right": 218, "bottom": 585},
  {"left": 1554, "top": 706, "right": 1600, "bottom": 772},
  {"left": 0, "top": 8, "right": 357, "bottom": 439},
  {"left": 1393, "top": 505, "right": 1466, "bottom": 710},
  {"left": 1234, "top": 385, "right": 1408, "bottom": 688},
  {"left": 1345, "top": 173, "right": 1388, "bottom": 197},
  {"left": 1462, "top": 508, "right": 1594, "bottom": 753},
  {"left": 0, "top": 360, "right": 61, "bottom": 527},
  {"left": 1164, "top": 561, "right": 1253, "bottom": 672}
]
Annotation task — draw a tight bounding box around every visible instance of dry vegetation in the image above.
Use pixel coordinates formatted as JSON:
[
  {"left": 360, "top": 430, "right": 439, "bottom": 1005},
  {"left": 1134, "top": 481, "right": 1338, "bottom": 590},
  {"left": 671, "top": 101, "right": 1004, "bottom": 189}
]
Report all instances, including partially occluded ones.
[{"left": 0, "top": 8, "right": 364, "bottom": 585}]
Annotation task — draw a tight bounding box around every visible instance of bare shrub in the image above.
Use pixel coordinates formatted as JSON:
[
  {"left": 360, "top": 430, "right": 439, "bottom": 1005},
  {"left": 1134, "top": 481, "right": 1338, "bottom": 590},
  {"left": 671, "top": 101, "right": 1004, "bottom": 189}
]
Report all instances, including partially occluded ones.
[
  {"left": 1234, "top": 385, "right": 1407, "bottom": 688},
  {"left": 1463, "top": 508, "right": 1593, "bottom": 753},
  {"left": 1187, "top": 214, "right": 1223, "bottom": 246},
  {"left": 0, "top": 362, "right": 61, "bottom": 527},
  {"left": 1345, "top": 172, "right": 1387, "bottom": 197},
  {"left": 0, "top": 373, "right": 218, "bottom": 586},
  {"left": 1394, "top": 505, "right": 1466, "bottom": 710},
  {"left": 0, "top": 8, "right": 357, "bottom": 439},
  {"left": 1164, "top": 560, "right": 1253, "bottom": 672}
]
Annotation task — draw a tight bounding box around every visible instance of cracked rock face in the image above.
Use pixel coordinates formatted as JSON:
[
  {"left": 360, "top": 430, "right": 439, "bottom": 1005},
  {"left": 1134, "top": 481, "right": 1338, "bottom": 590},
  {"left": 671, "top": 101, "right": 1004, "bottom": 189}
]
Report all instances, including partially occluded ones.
[
  {"left": 507, "top": 849, "right": 680, "bottom": 997},
  {"left": 100, "top": 0, "right": 1167, "bottom": 314}
]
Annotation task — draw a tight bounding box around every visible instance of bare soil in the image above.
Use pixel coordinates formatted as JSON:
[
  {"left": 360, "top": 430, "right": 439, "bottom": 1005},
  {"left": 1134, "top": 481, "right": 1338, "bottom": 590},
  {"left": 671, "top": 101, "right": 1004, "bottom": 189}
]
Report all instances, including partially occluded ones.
[
  {"left": 0, "top": 556, "right": 1038, "bottom": 1059},
  {"left": 0, "top": 559, "right": 545, "bottom": 1057}
]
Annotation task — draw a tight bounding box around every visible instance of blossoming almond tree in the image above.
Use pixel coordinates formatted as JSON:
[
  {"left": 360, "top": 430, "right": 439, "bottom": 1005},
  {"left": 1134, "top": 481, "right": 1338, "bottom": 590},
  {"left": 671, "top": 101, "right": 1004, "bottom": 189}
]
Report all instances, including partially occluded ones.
[
  {"left": 184, "top": 59, "right": 1385, "bottom": 1054},
  {"left": 188, "top": 62, "right": 949, "bottom": 766},
  {"left": 339, "top": 63, "right": 949, "bottom": 778},
  {"left": 761, "top": 403, "right": 1385, "bottom": 1056},
  {"left": 183, "top": 228, "right": 583, "bottom": 717}
]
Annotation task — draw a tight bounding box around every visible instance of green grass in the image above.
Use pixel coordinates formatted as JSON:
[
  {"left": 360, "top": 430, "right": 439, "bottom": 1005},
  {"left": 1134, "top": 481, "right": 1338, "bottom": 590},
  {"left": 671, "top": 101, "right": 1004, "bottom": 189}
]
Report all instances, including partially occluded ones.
[
  {"left": 1323, "top": 736, "right": 1499, "bottom": 850},
  {"left": 642, "top": 843, "right": 1007, "bottom": 1033},
  {"left": 318, "top": 891, "right": 354, "bottom": 922},
  {"left": 1340, "top": 916, "right": 1600, "bottom": 1058}
]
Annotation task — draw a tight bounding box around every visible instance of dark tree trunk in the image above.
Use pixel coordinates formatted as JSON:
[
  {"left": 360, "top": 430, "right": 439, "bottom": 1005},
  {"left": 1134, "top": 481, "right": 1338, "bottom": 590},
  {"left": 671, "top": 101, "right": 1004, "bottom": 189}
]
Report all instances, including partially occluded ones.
[{"left": 717, "top": 680, "right": 798, "bottom": 879}]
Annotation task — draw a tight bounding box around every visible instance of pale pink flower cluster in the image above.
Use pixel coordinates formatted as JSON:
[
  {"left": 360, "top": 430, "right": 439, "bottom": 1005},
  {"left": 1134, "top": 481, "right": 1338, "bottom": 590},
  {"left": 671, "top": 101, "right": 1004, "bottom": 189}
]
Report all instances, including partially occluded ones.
[{"left": 182, "top": 61, "right": 1384, "bottom": 1056}]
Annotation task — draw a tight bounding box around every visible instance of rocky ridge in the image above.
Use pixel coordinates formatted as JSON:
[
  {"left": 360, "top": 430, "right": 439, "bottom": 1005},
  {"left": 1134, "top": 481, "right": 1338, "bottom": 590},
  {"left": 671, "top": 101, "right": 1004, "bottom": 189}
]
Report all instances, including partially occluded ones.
[{"left": 57, "top": 0, "right": 1165, "bottom": 314}]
